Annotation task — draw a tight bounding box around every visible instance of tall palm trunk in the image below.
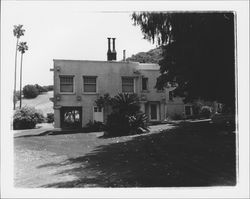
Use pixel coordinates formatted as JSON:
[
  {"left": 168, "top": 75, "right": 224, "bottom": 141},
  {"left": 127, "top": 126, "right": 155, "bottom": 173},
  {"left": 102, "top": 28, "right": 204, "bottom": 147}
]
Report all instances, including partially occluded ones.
[
  {"left": 19, "top": 53, "right": 23, "bottom": 109},
  {"left": 13, "top": 38, "right": 19, "bottom": 110}
]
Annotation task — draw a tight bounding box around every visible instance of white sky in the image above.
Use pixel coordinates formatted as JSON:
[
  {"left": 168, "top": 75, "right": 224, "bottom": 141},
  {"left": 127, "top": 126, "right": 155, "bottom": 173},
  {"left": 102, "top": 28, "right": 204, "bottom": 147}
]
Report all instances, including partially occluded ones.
[{"left": 2, "top": 1, "right": 156, "bottom": 87}]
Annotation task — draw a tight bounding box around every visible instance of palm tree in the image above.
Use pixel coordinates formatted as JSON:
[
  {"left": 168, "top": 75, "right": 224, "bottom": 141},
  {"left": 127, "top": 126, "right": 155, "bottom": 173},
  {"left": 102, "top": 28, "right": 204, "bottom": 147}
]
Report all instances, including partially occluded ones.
[
  {"left": 17, "top": 42, "right": 28, "bottom": 108},
  {"left": 13, "top": 25, "right": 25, "bottom": 110}
]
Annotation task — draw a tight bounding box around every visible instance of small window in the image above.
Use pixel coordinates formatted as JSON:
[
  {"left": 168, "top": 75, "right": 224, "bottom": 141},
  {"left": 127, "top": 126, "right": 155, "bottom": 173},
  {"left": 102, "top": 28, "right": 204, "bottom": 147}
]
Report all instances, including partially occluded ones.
[
  {"left": 122, "top": 77, "right": 134, "bottom": 93},
  {"left": 142, "top": 77, "right": 148, "bottom": 91},
  {"left": 60, "top": 76, "right": 74, "bottom": 93},
  {"left": 83, "top": 76, "right": 97, "bottom": 93},
  {"left": 94, "top": 107, "right": 102, "bottom": 112},
  {"left": 169, "top": 91, "right": 174, "bottom": 101}
]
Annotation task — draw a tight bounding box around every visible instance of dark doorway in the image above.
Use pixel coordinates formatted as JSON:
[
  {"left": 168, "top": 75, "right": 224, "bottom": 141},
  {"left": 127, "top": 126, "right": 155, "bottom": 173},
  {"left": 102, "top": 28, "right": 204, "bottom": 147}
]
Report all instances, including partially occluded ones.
[{"left": 60, "top": 107, "right": 82, "bottom": 129}]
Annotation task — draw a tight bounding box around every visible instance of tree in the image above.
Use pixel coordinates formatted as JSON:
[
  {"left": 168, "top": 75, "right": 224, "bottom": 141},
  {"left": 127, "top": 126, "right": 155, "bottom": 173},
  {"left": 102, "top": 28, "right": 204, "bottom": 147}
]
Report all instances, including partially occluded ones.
[
  {"left": 13, "top": 25, "right": 25, "bottom": 110},
  {"left": 132, "top": 12, "right": 235, "bottom": 112},
  {"left": 18, "top": 42, "right": 28, "bottom": 107},
  {"left": 22, "top": 85, "right": 39, "bottom": 99}
]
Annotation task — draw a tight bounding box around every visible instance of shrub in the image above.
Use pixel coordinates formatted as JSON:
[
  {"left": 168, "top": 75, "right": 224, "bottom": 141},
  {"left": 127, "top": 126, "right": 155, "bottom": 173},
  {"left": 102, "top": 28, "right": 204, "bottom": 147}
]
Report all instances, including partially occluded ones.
[
  {"left": 200, "top": 106, "right": 212, "bottom": 119},
  {"left": 46, "top": 113, "right": 54, "bottom": 123},
  {"left": 84, "top": 120, "right": 104, "bottom": 132},
  {"left": 22, "top": 85, "right": 39, "bottom": 99},
  {"left": 104, "top": 93, "right": 148, "bottom": 137},
  {"left": 171, "top": 113, "right": 183, "bottom": 120},
  {"left": 13, "top": 90, "right": 21, "bottom": 104},
  {"left": 13, "top": 106, "right": 45, "bottom": 130}
]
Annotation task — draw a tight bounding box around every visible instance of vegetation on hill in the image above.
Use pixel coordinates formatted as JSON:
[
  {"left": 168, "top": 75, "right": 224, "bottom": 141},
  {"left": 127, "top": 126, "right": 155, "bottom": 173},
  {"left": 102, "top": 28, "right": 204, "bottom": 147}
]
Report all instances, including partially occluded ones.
[{"left": 126, "top": 47, "right": 163, "bottom": 63}]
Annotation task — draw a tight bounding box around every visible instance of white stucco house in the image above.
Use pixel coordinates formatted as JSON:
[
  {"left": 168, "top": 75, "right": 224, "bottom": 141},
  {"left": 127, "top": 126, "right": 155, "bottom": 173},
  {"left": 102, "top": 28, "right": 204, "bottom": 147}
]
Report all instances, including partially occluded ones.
[{"left": 51, "top": 38, "right": 193, "bottom": 129}]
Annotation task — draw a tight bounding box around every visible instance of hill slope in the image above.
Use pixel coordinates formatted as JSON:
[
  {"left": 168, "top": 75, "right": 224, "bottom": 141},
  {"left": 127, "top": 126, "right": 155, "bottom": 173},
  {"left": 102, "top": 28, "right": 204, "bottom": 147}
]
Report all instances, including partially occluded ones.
[
  {"left": 126, "top": 47, "right": 163, "bottom": 63},
  {"left": 16, "top": 91, "right": 54, "bottom": 115}
]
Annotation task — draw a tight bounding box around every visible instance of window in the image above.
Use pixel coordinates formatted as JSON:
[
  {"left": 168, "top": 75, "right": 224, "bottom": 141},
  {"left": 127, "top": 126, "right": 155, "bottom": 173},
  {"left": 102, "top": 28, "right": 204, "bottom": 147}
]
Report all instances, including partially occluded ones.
[
  {"left": 185, "top": 106, "right": 192, "bottom": 116},
  {"left": 60, "top": 76, "right": 74, "bottom": 93},
  {"left": 169, "top": 91, "right": 174, "bottom": 101},
  {"left": 142, "top": 77, "right": 148, "bottom": 91},
  {"left": 94, "top": 107, "right": 102, "bottom": 112},
  {"left": 122, "top": 77, "right": 134, "bottom": 93},
  {"left": 83, "top": 76, "right": 97, "bottom": 93}
]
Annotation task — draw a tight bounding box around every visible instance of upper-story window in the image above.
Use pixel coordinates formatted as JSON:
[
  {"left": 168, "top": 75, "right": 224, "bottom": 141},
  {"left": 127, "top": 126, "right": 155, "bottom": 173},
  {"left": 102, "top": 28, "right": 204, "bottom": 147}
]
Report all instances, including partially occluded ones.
[
  {"left": 122, "top": 77, "right": 134, "bottom": 93},
  {"left": 83, "top": 76, "right": 97, "bottom": 93},
  {"left": 142, "top": 77, "right": 148, "bottom": 91},
  {"left": 60, "top": 75, "right": 74, "bottom": 93}
]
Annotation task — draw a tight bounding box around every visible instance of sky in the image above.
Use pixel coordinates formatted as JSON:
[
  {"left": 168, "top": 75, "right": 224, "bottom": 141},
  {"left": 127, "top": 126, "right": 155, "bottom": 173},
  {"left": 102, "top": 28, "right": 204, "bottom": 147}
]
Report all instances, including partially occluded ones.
[{"left": 2, "top": 1, "right": 157, "bottom": 87}]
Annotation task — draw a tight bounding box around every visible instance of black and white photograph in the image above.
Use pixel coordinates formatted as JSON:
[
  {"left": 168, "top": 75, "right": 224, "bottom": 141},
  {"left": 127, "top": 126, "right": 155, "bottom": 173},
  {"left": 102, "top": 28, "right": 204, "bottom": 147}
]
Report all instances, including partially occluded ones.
[{"left": 1, "top": 1, "right": 249, "bottom": 198}]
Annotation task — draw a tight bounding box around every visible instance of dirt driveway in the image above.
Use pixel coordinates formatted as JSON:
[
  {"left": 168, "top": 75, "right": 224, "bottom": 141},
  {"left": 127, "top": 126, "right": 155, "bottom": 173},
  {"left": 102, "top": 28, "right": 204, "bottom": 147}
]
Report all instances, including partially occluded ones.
[{"left": 14, "top": 123, "right": 236, "bottom": 188}]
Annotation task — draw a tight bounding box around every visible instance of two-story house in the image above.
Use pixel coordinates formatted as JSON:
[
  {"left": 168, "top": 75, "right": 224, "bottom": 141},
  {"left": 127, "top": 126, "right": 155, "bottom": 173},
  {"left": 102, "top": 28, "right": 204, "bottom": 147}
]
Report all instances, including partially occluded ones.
[{"left": 52, "top": 38, "right": 193, "bottom": 129}]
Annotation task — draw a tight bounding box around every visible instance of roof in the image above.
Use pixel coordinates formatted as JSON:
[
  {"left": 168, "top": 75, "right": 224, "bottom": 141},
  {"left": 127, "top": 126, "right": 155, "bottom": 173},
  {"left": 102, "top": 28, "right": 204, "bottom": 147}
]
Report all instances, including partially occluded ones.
[{"left": 136, "top": 63, "right": 160, "bottom": 70}]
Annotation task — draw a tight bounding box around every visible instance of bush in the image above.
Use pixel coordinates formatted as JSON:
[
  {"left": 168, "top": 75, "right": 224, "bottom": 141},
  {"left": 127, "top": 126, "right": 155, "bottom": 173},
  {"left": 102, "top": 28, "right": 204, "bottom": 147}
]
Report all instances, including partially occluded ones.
[
  {"left": 13, "top": 90, "right": 21, "bottom": 104},
  {"left": 200, "top": 106, "right": 212, "bottom": 119},
  {"left": 13, "top": 106, "right": 45, "bottom": 130},
  {"left": 84, "top": 120, "right": 104, "bottom": 132},
  {"left": 46, "top": 113, "right": 54, "bottom": 123},
  {"left": 22, "top": 85, "right": 39, "bottom": 99},
  {"left": 171, "top": 113, "right": 183, "bottom": 120}
]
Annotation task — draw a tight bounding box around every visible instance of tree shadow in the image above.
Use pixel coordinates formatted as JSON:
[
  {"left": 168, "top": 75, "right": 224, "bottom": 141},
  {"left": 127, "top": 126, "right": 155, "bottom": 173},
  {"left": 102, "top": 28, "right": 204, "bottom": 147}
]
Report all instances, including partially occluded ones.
[{"left": 39, "top": 123, "right": 236, "bottom": 188}]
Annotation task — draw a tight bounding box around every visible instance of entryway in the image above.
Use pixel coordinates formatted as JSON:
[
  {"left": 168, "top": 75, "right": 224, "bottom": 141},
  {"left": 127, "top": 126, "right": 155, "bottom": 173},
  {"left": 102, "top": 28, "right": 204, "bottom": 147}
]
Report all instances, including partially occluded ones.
[
  {"left": 60, "top": 106, "right": 82, "bottom": 129},
  {"left": 149, "top": 102, "right": 160, "bottom": 121}
]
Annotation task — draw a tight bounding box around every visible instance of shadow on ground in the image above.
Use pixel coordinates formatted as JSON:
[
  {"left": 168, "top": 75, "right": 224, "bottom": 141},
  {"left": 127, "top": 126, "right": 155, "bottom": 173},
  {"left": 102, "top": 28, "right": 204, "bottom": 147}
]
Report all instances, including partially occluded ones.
[{"left": 40, "top": 122, "right": 236, "bottom": 188}]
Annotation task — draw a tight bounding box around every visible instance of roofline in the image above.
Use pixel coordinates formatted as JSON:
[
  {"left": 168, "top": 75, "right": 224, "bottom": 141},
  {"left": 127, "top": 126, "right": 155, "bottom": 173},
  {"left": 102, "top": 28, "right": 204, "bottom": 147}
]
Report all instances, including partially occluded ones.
[{"left": 53, "top": 59, "right": 139, "bottom": 64}]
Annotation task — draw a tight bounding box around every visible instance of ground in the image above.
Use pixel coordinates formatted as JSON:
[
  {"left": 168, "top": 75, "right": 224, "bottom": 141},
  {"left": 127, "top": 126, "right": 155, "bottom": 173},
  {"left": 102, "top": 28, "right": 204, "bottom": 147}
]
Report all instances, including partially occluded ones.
[{"left": 14, "top": 122, "right": 236, "bottom": 188}]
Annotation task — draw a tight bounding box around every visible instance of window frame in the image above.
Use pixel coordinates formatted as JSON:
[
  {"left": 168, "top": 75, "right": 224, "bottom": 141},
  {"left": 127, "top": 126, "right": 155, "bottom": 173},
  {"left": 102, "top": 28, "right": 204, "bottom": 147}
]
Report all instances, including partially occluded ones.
[
  {"left": 122, "top": 76, "right": 135, "bottom": 93},
  {"left": 82, "top": 76, "right": 98, "bottom": 94},
  {"left": 59, "top": 75, "right": 75, "bottom": 94}
]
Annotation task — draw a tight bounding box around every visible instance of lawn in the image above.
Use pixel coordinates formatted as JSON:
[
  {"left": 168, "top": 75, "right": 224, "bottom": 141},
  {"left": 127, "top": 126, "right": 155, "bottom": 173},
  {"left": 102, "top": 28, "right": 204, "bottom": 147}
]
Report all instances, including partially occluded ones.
[{"left": 14, "top": 122, "right": 236, "bottom": 188}]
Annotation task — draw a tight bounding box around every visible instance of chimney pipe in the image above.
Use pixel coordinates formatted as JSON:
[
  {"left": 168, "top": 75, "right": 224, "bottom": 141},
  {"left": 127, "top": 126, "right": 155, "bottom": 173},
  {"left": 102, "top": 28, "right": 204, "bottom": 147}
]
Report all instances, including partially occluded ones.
[
  {"left": 112, "top": 38, "right": 117, "bottom": 60},
  {"left": 123, "top": 50, "right": 126, "bottom": 61},
  {"left": 107, "top": 38, "right": 112, "bottom": 61}
]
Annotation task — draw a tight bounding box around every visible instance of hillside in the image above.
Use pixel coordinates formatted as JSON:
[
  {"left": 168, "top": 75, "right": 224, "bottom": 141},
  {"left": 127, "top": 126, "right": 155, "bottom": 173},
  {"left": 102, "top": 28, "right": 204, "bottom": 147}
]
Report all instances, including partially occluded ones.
[
  {"left": 126, "top": 47, "right": 163, "bottom": 63},
  {"left": 16, "top": 91, "right": 54, "bottom": 115}
]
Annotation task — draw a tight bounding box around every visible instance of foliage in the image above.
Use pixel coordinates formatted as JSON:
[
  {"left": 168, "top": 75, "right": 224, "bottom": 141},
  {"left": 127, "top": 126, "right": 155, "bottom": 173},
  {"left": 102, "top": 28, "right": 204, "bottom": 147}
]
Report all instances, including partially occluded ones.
[
  {"left": 46, "top": 113, "right": 54, "bottom": 123},
  {"left": 18, "top": 42, "right": 28, "bottom": 54},
  {"left": 22, "top": 84, "right": 39, "bottom": 99},
  {"left": 200, "top": 106, "right": 212, "bottom": 119},
  {"left": 132, "top": 12, "right": 235, "bottom": 111},
  {"left": 84, "top": 120, "right": 105, "bottom": 132},
  {"left": 104, "top": 93, "right": 149, "bottom": 137},
  {"left": 13, "top": 90, "right": 21, "bottom": 103},
  {"left": 13, "top": 106, "right": 45, "bottom": 130},
  {"left": 95, "top": 93, "right": 111, "bottom": 108},
  {"left": 126, "top": 47, "right": 163, "bottom": 63},
  {"left": 171, "top": 113, "right": 183, "bottom": 121},
  {"left": 110, "top": 93, "right": 140, "bottom": 115},
  {"left": 13, "top": 25, "right": 25, "bottom": 38},
  {"left": 43, "top": 85, "right": 54, "bottom": 91},
  {"left": 35, "top": 84, "right": 48, "bottom": 93}
]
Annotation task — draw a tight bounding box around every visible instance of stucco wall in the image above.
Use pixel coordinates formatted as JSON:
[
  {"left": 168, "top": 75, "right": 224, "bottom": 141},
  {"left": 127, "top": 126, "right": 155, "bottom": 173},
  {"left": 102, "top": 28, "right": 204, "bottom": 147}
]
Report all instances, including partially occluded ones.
[{"left": 53, "top": 60, "right": 168, "bottom": 127}]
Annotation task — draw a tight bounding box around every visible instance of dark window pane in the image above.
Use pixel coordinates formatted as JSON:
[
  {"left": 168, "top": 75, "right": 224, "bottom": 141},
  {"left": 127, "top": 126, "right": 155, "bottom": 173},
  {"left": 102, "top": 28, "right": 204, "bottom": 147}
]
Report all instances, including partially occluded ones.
[{"left": 142, "top": 78, "right": 148, "bottom": 90}]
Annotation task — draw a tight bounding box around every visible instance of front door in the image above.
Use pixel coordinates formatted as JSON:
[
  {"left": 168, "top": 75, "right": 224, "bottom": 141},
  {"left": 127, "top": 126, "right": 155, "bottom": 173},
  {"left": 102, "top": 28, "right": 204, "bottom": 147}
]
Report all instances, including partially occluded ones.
[
  {"left": 93, "top": 106, "right": 104, "bottom": 122},
  {"left": 149, "top": 103, "right": 159, "bottom": 121},
  {"left": 60, "top": 107, "right": 82, "bottom": 129}
]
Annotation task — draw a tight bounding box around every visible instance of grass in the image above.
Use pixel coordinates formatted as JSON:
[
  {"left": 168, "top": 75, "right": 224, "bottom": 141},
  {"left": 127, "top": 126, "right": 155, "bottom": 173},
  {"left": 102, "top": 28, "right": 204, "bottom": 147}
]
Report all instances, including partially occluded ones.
[{"left": 14, "top": 122, "right": 236, "bottom": 188}]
